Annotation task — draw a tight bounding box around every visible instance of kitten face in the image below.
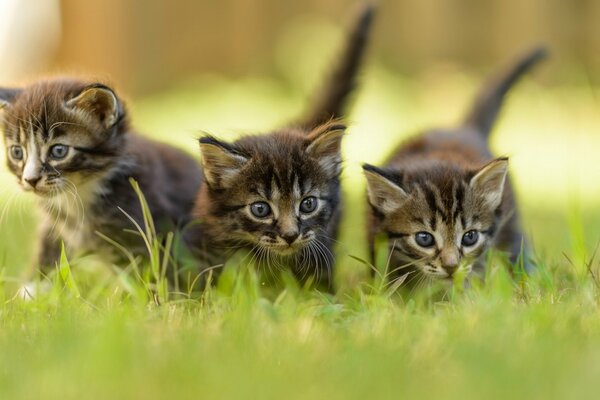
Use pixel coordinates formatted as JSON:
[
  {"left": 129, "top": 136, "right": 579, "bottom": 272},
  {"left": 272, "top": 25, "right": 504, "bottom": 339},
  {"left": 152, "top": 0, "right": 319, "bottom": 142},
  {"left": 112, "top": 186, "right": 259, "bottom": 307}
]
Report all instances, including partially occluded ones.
[
  {"left": 364, "top": 158, "right": 508, "bottom": 280},
  {"left": 197, "top": 123, "right": 344, "bottom": 258},
  {"left": 0, "top": 81, "right": 124, "bottom": 197}
]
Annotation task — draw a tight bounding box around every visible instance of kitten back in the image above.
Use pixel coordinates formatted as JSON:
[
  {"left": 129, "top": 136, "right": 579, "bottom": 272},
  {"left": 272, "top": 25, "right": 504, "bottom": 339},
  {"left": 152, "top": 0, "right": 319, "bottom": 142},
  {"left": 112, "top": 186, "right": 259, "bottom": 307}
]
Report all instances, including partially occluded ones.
[
  {"left": 299, "top": 3, "right": 376, "bottom": 129},
  {"left": 462, "top": 46, "right": 548, "bottom": 139}
]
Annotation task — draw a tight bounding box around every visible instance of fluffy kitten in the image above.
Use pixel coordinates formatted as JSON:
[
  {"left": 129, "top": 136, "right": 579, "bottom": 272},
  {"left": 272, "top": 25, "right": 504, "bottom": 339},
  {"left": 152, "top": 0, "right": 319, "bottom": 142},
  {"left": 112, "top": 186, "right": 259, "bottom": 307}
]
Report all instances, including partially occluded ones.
[
  {"left": 363, "top": 47, "right": 547, "bottom": 287},
  {"left": 186, "top": 5, "right": 376, "bottom": 289},
  {"left": 0, "top": 80, "right": 202, "bottom": 272}
]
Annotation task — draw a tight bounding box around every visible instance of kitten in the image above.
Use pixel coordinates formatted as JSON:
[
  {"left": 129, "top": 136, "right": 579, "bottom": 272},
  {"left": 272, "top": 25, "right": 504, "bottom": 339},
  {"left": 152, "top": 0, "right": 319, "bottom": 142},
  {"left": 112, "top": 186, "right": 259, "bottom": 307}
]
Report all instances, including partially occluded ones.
[
  {"left": 185, "top": 5, "right": 376, "bottom": 289},
  {"left": 363, "top": 47, "right": 547, "bottom": 287},
  {"left": 0, "top": 80, "right": 202, "bottom": 273}
]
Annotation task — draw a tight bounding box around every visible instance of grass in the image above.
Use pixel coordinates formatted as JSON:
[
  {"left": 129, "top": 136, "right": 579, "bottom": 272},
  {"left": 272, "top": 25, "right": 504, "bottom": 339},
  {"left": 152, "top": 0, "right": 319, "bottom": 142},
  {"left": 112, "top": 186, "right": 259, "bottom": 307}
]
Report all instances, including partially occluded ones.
[
  {"left": 1, "top": 54, "right": 600, "bottom": 398},
  {"left": 0, "top": 248, "right": 599, "bottom": 399}
]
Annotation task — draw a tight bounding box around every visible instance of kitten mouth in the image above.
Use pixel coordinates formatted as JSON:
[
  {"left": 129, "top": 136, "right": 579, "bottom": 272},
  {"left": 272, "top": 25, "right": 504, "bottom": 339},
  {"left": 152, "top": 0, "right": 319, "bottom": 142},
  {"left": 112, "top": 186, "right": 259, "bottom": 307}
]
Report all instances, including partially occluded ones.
[
  {"left": 427, "top": 270, "right": 471, "bottom": 281},
  {"left": 270, "top": 246, "right": 302, "bottom": 255},
  {"left": 27, "top": 187, "right": 60, "bottom": 197},
  {"left": 22, "top": 180, "right": 66, "bottom": 197},
  {"left": 263, "top": 242, "right": 309, "bottom": 256},
  {"left": 421, "top": 269, "right": 454, "bottom": 280},
  {"left": 22, "top": 186, "right": 50, "bottom": 197},
  {"left": 274, "top": 248, "right": 297, "bottom": 256}
]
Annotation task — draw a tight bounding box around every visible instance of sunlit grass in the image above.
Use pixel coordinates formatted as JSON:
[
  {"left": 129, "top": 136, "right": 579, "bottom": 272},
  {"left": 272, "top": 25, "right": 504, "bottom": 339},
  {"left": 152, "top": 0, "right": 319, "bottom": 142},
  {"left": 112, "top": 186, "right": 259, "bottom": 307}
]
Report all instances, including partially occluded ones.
[{"left": 0, "top": 240, "right": 599, "bottom": 399}]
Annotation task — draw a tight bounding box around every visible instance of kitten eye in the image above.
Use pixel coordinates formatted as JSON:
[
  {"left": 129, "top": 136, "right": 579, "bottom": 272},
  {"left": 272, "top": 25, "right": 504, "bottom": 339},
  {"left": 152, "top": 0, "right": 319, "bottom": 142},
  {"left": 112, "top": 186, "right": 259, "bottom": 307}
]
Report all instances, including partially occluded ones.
[
  {"left": 461, "top": 230, "right": 479, "bottom": 247},
  {"left": 10, "top": 145, "right": 23, "bottom": 160},
  {"left": 299, "top": 196, "right": 318, "bottom": 213},
  {"left": 250, "top": 202, "right": 271, "bottom": 218},
  {"left": 49, "top": 144, "right": 69, "bottom": 159},
  {"left": 415, "top": 232, "right": 435, "bottom": 248}
]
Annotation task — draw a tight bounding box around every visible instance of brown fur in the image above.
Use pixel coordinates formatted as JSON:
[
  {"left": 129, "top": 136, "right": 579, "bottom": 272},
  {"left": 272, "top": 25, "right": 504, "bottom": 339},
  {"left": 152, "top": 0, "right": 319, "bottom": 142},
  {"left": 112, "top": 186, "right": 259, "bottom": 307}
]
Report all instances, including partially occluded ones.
[
  {"left": 188, "top": 123, "right": 344, "bottom": 287},
  {"left": 0, "top": 78, "right": 202, "bottom": 272},
  {"left": 185, "top": 5, "right": 376, "bottom": 289},
  {"left": 364, "top": 47, "right": 547, "bottom": 287}
]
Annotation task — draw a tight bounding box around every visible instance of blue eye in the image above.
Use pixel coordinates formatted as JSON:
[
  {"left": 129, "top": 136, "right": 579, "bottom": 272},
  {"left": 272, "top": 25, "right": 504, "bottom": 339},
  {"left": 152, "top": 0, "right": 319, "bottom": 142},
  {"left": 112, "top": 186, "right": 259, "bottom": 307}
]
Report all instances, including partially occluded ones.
[
  {"left": 49, "top": 144, "right": 69, "bottom": 159},
  {"left": 250, "top": 202, "right": 271, "bottom": 218},
  {"left": 461, "top": 230, "right": 479, "bottom": 247},
  {"left": 299, "top": 196, "right": 317, "bottom": 213},
  {"left": 10, "top": 145, "right": 23, "bottom": 160},
  {"left": 415, "top": 232, "right": 435, "bottom": 248}
]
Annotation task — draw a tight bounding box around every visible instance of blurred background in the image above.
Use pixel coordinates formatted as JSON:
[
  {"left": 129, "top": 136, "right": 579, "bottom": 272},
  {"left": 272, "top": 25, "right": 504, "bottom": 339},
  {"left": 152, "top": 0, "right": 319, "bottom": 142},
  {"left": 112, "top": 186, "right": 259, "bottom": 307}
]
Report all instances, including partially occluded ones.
[{"left": 0, "top": 0, "right": 599, "bottom": 279}]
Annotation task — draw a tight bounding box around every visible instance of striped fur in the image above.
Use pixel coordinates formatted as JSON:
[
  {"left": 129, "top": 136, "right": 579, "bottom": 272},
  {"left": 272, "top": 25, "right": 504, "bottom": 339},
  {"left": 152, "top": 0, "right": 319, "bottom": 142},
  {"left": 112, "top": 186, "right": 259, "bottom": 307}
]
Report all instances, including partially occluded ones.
[
  {"left": 0, "top": 78, "right": 202, "bottom": 272},
  {"left": 364, "top": 47, "right": 547, "bottom": 287},
  {"left": 186, "top": 5, "right": 376, "bottom": 289},
  {"left": 188, "top": 123, "right": 343, "bottom": 287}
]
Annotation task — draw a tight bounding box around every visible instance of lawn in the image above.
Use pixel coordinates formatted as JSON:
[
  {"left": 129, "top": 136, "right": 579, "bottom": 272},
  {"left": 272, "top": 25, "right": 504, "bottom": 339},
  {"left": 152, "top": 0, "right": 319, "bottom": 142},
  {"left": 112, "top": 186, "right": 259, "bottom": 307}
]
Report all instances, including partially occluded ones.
[{"left": 0, "top": 62, "right": 599, "bottom": 399}]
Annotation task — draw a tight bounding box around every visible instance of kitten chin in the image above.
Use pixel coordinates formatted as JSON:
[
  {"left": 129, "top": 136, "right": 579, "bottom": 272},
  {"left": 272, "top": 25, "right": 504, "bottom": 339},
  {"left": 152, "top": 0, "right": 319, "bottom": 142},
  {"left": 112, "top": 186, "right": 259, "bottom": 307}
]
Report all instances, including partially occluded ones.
[
  {"left": 185, "top": 5, "right": 376, "bottom": 290},
  {"left": 0, "top": 78, "right": 203, "bottom": 275},
  {"left": 364, "top": 46, "right": 547, "bottom": 289}
]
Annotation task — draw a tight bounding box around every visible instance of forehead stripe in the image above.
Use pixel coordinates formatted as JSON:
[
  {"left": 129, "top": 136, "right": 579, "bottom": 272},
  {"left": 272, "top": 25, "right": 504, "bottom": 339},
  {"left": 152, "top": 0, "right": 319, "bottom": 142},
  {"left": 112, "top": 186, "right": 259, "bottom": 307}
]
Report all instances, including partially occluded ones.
[
  {"left": 453, "top": 181, "right": 465, "bottom": 222},
  {"left": 423, "top": 185, "right": 442, "bottom": 217}
]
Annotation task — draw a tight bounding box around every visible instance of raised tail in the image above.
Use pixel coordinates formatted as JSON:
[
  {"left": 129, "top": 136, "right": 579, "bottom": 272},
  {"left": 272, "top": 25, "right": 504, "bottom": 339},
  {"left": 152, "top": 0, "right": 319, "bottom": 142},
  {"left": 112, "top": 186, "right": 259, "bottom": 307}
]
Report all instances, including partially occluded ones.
[
  {"left": 462, "top": 46, "right": 548, "bottom": 138},
  {"left": 298, "top": 3, "right": 376, "bottom": 129}
]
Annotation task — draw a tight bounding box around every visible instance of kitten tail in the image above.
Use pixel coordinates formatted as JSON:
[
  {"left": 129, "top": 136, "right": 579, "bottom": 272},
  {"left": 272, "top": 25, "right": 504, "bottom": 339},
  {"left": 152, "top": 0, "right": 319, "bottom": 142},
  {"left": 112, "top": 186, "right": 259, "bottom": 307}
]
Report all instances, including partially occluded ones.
[
  {"left": 300, "top": 3, "right": 376, "bottom": 129},
  {"left": 462, "top": 46, "right": 548, "bottom": 139}
]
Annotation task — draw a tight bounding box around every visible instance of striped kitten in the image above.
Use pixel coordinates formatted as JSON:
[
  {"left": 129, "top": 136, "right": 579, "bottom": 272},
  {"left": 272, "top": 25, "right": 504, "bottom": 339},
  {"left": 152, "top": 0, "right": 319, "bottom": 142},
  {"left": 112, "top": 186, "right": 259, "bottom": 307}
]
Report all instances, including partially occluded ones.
[
  {"left": 363, "top": 47, "right": 547, "bottom": 287},
  {"left": 186, "top": 5, "right": 375, "bottom": 289},
  {"left": 0, "top": 80, "right": 202, "bottom": 272}
]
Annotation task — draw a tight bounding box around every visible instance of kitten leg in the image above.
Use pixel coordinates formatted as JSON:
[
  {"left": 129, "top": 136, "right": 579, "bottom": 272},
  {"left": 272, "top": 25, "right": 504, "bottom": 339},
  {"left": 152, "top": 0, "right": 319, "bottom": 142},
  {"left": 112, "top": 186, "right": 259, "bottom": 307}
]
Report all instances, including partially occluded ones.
[
  {"left": 36, "top": 223, "right": 63, "bottom": 275},
  {"left": 495, "top": 211, "right": 534, "bottom": 274},
  {"left": 17, "top": 225, "right": 61, "bottom": 299}
]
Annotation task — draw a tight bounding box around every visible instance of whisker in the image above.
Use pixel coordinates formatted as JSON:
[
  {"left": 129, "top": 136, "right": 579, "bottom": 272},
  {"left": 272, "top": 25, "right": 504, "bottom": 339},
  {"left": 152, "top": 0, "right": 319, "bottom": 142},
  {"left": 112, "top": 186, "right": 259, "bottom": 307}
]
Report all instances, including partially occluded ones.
[{"left": 0, "top": 191, "right": 19, "bottom": 225}]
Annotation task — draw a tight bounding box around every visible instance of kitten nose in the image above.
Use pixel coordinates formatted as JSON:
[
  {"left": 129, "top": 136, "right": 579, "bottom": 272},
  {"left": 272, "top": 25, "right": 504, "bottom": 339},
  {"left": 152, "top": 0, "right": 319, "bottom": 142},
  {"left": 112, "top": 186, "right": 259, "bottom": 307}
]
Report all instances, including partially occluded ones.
[
  {"left": 24, "top": 176, "right": 41, "bottom": 188},
  {"left": 441, "top": 249, "right": 460, "bottom": 276},
  {"left": 443, "top": 263, "right": 459, "bottom": 276},
  {"left": 281, "top": 232, "right": 299, "bottom": 245}
]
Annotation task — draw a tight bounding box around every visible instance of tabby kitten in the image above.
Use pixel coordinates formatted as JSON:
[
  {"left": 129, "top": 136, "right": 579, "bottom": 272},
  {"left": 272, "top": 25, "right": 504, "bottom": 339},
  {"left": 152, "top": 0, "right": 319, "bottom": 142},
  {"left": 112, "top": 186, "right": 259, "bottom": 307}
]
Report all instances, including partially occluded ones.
[
  {"left": 363, "top": 47, "right": 547, "bottom": 287},
  {"left": 0, "top": 80, "right": 202, "bottom": 272},
  {"left": 186, "top": 5, "right": 375, "bottom": 288}
]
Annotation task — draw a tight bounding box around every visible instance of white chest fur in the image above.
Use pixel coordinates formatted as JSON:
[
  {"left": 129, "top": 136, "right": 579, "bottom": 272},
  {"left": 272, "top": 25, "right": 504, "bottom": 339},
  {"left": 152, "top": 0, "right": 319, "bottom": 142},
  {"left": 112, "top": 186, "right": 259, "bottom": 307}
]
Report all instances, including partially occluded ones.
[{"left": 40, "top": 176, "right": 110, "bottom": 252}]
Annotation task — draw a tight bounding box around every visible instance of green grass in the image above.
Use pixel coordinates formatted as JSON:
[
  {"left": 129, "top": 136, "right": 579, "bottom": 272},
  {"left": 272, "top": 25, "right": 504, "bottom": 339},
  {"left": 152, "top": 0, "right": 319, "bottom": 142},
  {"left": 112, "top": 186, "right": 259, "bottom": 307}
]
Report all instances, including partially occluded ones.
[
  {"left": 1, "top": 59, "right": 600, "bottom": 398},
  {"left": 0, "top": 250, "right": 599, "bottom": 399}
]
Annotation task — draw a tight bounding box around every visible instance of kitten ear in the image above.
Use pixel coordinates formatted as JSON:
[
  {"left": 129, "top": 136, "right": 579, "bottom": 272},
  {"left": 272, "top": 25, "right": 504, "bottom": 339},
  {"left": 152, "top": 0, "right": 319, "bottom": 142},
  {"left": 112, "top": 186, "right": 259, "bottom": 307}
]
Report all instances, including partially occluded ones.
[
  {"left": 199, "top": 136, "right": 248, "bottom": 187},
  {"left": 363, "top": 164, "right": 408, "bottom": 213},
  {"left": 0, "top": 88, "right": 21, "bottom": 109},
  {"left": 306, "top": 122, "right": 346, "bottom": 176},
  {"left": 66, "top": 84, "right": 120, "bottom": 128},
  {"left": 469, "top": 157, "right": 509, "bottom": 209}
]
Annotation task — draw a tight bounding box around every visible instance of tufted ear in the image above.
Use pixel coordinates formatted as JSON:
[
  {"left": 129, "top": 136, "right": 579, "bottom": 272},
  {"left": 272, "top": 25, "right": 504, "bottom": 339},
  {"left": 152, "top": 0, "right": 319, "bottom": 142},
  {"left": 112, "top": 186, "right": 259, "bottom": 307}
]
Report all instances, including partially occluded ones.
[
  {"left": 0, "top": 88, "right": 21, "bottom": 109},
  {"left": 306, "top": 122, "right": 346, "bottom": 176},
  {"left": 470, "top": 157, "right": 509, "bottom": 210},
  {"left": 66, "top": 84, "right": 121, "bottom": 128},
  {"left": 363, "top": 164, "right": 408, "bottom": 214},
  {"left": 199, "top": 136, "right": 248, "bottom": 187}
]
